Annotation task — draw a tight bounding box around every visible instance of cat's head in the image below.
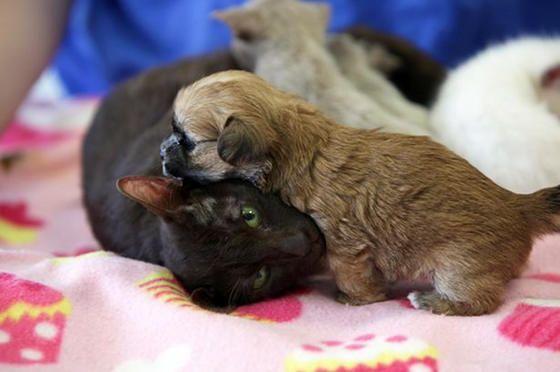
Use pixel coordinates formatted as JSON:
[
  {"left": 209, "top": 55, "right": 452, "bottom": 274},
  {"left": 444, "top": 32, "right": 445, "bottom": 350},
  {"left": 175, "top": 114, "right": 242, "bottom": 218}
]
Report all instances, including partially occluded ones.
[
  {"left": 213, "top": 0, "right": 330, "bottom": 69},
  {"left": 117, "top": 176, "right": 325, "bottom": 310}
]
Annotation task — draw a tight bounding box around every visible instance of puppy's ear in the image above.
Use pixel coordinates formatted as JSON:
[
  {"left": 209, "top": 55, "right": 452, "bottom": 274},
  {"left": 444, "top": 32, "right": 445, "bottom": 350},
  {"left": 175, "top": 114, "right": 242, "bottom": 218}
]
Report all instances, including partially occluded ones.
[
  {"left": 213, "top": 8, "right": 264, "bottom": 42},
  {"left": 116, "top": 176, "right": 183, "bottom": 219},
  {"left": 217, "top": 116, "right": 268, "bottom": 165}
]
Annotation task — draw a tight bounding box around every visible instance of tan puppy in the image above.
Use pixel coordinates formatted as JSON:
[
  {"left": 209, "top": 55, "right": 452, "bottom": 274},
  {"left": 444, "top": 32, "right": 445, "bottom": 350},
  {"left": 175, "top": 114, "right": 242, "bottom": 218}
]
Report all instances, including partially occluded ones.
[{"left": 165, "top": 70, "right": 560, "bottom": 316}]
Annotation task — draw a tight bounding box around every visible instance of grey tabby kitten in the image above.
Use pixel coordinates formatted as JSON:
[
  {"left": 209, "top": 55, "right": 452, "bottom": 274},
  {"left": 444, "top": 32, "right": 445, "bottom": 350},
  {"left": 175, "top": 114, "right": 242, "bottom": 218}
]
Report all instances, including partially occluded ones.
[
  {"left": 214, "top": 0, "right": 429, "bottom": 135},
  {"left": 328, "top": 34, "right": 430, "bottom": 129}
]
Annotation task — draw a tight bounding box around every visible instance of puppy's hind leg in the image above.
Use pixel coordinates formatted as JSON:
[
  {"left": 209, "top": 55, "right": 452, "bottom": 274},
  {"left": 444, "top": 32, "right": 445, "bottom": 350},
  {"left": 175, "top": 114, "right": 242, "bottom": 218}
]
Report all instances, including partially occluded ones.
[
  {"left": 329, "top": 249, "right": 386, "bottom": 306},
  {"left": 408, "top": 266, "right": 507, "bottom": 316}
]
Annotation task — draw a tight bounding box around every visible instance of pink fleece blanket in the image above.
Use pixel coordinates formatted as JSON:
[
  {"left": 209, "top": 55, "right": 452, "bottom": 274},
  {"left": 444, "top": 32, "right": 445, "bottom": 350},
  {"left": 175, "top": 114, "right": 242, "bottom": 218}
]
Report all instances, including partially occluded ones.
[{"left": 1, "top": 99, "right": 560, "bottom": 372}]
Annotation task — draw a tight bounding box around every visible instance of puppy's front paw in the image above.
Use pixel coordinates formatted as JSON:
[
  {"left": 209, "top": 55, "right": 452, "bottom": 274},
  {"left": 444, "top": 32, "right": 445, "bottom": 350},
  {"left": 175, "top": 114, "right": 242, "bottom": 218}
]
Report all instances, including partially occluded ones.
[
  {"left": 336, "top": 291, "right": 356, "bottom": 305},
  {"left": 408, "top": 291, "right": 454, "bottom": 315},
  {"left": 407, "top": 291, "right": 426, "bottom": 310},
  {"left": 336, "top": 291, "right": 384, "bottom": 306}
]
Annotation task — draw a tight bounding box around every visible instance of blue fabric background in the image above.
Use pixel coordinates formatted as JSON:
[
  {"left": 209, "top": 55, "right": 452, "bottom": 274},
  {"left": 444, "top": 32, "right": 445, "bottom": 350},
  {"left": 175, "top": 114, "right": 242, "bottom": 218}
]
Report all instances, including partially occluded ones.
[{"left": 52, "top": 0, "right": 560, "bottom": 95}]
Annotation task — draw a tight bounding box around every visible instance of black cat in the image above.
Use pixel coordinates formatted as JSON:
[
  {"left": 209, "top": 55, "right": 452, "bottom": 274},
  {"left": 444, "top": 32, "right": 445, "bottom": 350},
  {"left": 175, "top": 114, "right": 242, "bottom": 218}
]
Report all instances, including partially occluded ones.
[{"left": 82, "top": 52, "right": 325, "bottom": 309}]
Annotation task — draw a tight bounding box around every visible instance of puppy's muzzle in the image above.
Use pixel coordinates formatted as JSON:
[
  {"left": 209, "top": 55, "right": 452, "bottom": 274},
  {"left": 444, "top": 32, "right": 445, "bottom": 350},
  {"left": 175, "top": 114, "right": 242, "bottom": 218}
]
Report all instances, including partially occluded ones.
[{"left": 160, "top": 133, "right": 190, "bottom": 179}]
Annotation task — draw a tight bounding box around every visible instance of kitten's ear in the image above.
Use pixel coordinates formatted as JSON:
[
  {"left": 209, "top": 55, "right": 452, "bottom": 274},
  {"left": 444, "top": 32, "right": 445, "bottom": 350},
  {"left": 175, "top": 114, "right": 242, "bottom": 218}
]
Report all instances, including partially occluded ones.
[
  {"left": 217, "top": 115, "right": 268, "bottom": 165},
  {"left": 308, "top": 3, "right": 330, "bottom": 29},
  {"left": 367, "top": 44, "right": 402, "bottom": 74},
  {"left": 116, "top": 176, "right": 183, "bottom": 218},
  {"left": 541, "top": 64, "right": 560, "bottom": 117},
  {"left": 213, "top": 8, "right": 265, "bottom": 42},
  {"left": 542, "top": 64, "right": 560, "bottom": 89}
]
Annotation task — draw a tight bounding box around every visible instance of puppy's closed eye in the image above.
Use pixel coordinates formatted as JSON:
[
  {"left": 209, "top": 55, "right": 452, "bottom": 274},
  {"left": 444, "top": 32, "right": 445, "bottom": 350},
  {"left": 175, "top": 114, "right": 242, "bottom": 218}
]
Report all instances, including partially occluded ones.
[
  {"left": 217, "top": 116, "right": 267, "bottom": 165},
  {"left": 171, "top": 117, "right": 196, "bottom": 152}
]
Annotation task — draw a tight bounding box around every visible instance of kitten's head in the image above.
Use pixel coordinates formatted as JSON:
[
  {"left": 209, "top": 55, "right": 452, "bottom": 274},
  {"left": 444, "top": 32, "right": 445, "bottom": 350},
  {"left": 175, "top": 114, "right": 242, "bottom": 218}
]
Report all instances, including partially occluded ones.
[
  {"left": 213, "top": 0, "right": 330, "bottom": 69},
  {"left": 117, "top": 176, "right": 324, "bottom": 310}
]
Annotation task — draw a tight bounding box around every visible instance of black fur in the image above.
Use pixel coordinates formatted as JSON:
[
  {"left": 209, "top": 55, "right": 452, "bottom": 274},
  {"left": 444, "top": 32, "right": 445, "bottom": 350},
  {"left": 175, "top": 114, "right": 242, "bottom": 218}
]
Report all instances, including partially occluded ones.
[{"left": 82, "top": 51, "right": 325, "bottom": 309}]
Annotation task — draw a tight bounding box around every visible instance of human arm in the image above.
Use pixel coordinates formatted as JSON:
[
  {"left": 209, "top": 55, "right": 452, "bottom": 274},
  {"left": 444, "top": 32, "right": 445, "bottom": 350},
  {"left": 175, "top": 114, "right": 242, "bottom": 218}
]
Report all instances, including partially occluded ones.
[{"left": 0, "top": 0, "right": 72, "bottom": 134}]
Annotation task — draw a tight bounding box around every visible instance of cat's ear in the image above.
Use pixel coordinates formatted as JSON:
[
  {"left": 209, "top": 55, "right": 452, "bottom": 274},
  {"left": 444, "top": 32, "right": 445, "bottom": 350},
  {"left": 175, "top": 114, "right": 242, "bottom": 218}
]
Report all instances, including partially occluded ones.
[
  {"left": 116, "top": 176, "right": 183, "bottom": 218},
  {"left": 213, "top": 8, "right": 265, "bottom": 42},
  {"left": 217, "top": 115, "right": 268, "bottom": 165}
]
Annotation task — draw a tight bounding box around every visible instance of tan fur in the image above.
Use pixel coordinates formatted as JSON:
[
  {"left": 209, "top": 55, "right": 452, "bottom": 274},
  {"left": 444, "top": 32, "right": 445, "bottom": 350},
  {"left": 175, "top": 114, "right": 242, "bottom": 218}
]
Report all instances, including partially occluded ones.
[{"left": 173, "top": 70, "right": 560, "bottom": 316}]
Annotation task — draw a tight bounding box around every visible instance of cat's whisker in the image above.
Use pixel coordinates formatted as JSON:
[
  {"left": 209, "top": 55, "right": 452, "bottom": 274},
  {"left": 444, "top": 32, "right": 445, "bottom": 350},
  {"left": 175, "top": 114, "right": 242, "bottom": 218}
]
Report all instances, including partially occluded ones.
[{"left": 228, "top": 278, "right": 242, "bottom": 308}]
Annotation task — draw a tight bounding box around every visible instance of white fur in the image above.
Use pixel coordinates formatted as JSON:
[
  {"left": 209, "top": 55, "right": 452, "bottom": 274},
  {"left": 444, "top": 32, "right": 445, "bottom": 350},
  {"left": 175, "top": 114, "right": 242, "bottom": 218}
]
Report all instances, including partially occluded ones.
[
  {"left": 407, "top": 291, "right": 422, "bottom": 309},
  {"left": 430, "top": 37, "right": 560, "bottom": 193}
]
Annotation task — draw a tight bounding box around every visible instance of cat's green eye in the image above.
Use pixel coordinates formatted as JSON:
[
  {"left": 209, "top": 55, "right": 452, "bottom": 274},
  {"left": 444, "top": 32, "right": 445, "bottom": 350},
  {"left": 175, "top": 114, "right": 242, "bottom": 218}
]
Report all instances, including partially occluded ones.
[
  {"left": 241, "top": 206, "right": 261, "bottom": 228},
  {"left": 253, "top": 266, "right": 270, "bottom": 290}
]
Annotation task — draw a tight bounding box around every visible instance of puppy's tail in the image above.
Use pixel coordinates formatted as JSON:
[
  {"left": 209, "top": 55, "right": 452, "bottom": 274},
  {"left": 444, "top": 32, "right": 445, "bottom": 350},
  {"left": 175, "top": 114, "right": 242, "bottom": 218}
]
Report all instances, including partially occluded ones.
[{"left": 518, "top": 184, "right": 560, "bottom": 237}]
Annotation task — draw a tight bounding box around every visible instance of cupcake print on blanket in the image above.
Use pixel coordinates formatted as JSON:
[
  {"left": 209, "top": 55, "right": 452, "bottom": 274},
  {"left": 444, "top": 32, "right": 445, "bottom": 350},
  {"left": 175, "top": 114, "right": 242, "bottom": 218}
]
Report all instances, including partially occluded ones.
[
  {"left": 499, "top": 298, "right": 560, "bottom": 351},
  {"left": 285, "top": 333, "right": 438, "bottom": 372},
  {"left": 0, "top": 122, "right": 74, "bottom": 154},
  {"left": 138, "top": 270, "right": 307, "bottom": 323},
  {"left": 0, "top": 202, "right": 44, "bottom": 246},
  {"left": 0, "top": 273, "right": 72, "bottom": 364}
]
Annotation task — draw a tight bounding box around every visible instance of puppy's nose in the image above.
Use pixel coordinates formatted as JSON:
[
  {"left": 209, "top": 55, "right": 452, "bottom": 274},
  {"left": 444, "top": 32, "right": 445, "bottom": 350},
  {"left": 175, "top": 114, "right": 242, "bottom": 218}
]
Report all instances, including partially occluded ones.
[
  {"left": 160, "top": 133, "right": 190, "bottom": 178},
  {"left": 160, "top": 133, "right": 181, "bottom": 158}
]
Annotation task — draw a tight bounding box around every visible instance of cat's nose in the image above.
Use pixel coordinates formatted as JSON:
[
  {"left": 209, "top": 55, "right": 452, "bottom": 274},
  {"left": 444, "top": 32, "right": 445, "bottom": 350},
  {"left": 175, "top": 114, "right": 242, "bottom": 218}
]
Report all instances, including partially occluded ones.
[
  {"left": 301, "top": 224, "right": 325, "bottom": 256},
  {"left": 276, "top": 231, "right": 312, "bottom": 258}
]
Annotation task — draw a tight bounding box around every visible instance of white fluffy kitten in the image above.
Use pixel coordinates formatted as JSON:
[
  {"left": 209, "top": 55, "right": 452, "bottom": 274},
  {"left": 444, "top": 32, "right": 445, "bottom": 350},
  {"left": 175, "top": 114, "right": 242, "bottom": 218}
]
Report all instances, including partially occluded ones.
[
  {"left": 430, "top": 37, "right": 560, "bottom": 193},
  {"left": 328, "top": 34, "right": 430, "bottom": 128},
  {"left": 214, "top": 0, "right": 428, "bottom": 135}
]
